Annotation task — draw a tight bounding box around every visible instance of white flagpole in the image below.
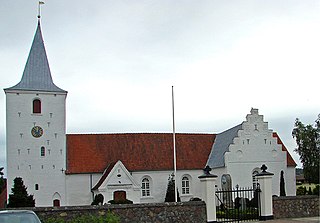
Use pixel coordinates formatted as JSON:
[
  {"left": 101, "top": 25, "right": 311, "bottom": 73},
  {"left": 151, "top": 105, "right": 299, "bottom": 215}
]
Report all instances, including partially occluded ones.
[{"left": 172, "top": 86, "right": 178, "bottom": 202}]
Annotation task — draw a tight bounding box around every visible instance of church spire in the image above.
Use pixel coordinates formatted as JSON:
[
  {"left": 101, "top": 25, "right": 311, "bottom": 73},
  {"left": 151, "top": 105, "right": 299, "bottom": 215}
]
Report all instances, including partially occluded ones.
[{"left": 5, "top": 21, "right": 66, "bottom": 93}]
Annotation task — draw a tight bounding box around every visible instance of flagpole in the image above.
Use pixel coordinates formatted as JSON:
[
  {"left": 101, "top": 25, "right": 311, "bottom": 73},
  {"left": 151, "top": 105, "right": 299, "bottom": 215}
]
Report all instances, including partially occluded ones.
[{"left": 172, "top": 86, "right": 178, "bottom": 202}]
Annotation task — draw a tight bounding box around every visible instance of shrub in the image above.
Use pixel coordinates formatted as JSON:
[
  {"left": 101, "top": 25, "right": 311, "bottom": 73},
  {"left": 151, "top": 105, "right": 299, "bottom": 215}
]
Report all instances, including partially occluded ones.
[
  {"left": 92, "top": 193, "right": 104, "bottom": 205},
  {"left": 296, "top": 186, "right": 307, "bottom": 195},
  {"left": 108, "top": 199, "right": 133, "bottom": 204},
  {"left": 189, "top": 197, "right": 202, "bottom": 201},
  {"left": 313, "top": 185, "right": 320, "bottom": 195}
]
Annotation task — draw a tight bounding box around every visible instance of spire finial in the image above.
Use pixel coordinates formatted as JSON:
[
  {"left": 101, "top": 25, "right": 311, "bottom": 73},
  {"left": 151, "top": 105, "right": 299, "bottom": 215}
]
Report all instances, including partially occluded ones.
[{"left": 38, "top": 1, "right": 45, "bottom": 20}]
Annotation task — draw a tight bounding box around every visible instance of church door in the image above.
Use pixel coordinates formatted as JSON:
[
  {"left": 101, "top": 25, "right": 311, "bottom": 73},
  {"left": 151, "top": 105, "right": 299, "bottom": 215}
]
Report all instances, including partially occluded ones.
[
  {"left": 114, "top": 191, "right": 126, "bottom": 202},
  {"left": 53, "top": 199, "right": 60, "bottom": 207}
]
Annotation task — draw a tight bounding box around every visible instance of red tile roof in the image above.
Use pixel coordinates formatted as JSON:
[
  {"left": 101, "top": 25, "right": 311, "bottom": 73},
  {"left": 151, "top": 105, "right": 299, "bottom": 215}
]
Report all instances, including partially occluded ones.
[
  {"left": 66, "top": 132, "right": 296, "bottom": 174},
  {"left": 273, "top": 132, "right": 297, "bottom": 167},
  {"left": 66, "top": 133, "right": 216, "bottom": 174}
]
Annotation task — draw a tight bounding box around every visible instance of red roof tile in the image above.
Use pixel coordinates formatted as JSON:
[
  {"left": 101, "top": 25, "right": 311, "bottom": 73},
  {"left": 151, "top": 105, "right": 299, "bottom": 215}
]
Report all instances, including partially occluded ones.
[
  {"left": 66, "top": 132, "right": 296, "bottom": 174},
  {"left": 66, "top": 133, "right": 216, "bottom": 174},
  {"left": 273, "top": 132, "right": 297, "bottom": 167}
]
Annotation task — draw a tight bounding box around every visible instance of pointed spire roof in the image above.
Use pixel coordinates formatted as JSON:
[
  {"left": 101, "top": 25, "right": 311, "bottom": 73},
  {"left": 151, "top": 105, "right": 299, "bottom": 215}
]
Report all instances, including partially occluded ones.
[{"left": 5, "top": 21, "right": 67, "bottom": 93}]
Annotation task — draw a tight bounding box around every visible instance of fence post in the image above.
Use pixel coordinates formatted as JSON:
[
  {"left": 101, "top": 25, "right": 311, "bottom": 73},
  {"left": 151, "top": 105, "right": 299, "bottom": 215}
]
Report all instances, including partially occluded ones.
[
  {"left": 198, "top": 166, "right": 218, "bottom": 223},
  {"left": 256, "top": 164, "right": 274, "bottom": 221}
]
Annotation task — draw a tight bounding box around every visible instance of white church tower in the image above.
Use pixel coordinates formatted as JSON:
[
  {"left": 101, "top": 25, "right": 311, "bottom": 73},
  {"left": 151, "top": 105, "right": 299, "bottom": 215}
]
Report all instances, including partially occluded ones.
[{"left": 4, "top": 20, "right": 67, "bottom": 207}]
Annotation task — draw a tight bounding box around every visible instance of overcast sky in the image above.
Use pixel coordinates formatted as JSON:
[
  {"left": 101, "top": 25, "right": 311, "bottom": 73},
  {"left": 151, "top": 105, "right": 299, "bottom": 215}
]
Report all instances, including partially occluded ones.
[{"left": 1, "top": 0, "right": 319, "bottom": 173}]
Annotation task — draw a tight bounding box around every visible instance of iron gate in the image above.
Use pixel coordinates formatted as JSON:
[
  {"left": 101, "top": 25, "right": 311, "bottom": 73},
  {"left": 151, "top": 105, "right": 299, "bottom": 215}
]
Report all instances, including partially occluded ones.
[{"left": 216, "top": 184, "right": 261, "bottom": 223}]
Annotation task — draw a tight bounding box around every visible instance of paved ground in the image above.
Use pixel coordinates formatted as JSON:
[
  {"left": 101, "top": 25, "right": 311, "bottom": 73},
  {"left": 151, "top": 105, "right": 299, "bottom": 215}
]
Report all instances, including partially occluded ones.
[{"left": 257, "top": 216, "right": 320, "bottom": 222}]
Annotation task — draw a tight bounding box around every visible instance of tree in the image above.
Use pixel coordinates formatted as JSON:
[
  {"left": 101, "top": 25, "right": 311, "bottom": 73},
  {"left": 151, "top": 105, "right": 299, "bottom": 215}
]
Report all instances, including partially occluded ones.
[
  {"left": 0, "top": 167, "right": 4, "bottom": 193},
  {"left": 280, "top": 170, "right": 286, "bottom": 196},
  {"left": 91, "top": 193, "right": 104, "bottom": 205},
  {"left": 7, "top": 177, "right": 35, "bottom": 207},
  {"left": 165, "top": 173, "right": 180, "bottom": 202},
  {"left": 292, "top": 115, "right": 320, "bottom": 184}
]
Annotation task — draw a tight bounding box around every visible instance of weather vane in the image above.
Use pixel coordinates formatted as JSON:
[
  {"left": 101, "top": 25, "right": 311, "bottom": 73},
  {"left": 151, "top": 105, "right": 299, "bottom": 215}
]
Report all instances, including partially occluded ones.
[{"left": 38, "top": 1, "right": 45, "bottom": 19}]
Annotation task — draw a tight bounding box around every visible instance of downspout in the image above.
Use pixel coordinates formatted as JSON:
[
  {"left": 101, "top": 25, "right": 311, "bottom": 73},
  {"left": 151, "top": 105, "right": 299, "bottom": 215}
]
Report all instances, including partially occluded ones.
[{"left": 90, "top": 174, "right": 94, "bottom": 202}]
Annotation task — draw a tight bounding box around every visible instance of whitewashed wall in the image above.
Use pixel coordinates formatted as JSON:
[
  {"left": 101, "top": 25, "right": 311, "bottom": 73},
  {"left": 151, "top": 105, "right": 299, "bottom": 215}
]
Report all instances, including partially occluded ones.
[
  {"left": 132, "top": 169, "right": 204, "bottom": 203},
  {"left": 5, "top": 90, "right": 67, "bottom": 207},
  {"left": 66, "top": 165, "right": 205, "bottom": 206},
  {"left": 66, "top": 173, "right": 101, "bottom": 206}
]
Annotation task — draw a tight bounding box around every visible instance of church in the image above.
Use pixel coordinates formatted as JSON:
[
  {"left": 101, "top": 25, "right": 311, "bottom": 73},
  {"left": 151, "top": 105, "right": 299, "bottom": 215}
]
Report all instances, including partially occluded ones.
[{"left": 4, "top": 20, "right": 296, "bottom": 207}]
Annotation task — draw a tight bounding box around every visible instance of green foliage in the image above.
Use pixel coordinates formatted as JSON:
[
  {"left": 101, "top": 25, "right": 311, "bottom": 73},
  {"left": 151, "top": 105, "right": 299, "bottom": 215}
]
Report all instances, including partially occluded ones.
[
  {"left": 280, "top": 170, "right": 286, "bottom": 196},
  {"left": 7, "top": 177, "right": 35, "bottom": 207},
  {"left": 216, "top": 208, "right": 258, "bottom": 220},
  {"left": 296, "top": 186, "right": 307, "bottom": 195},
  {"left": 92, "top": 193, "right": 104, "bottom": 205},
  {"left": 43, "top": 211, "right": 120, "bottom": 223},
  {"left": 313, "top": 185, "right": 320, "bottom": 195},
  {"left": 292, "top": 115, "right": 320, "bottom": 184},
  {"left": 297, "top": 184, "right": 320, "bottom": 196},
  {"left": 164, "top": 173, "right": 181, "bottom": 202}
]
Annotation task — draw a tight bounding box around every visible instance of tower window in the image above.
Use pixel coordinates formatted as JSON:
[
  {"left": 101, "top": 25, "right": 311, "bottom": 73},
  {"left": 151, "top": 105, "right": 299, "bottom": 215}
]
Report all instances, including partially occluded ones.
[
  {"left": 35, "top": 184, "right": 39, "bottom": 190},
  {"left": 33, "top": 99, "right": 41, "bottom": 114},
  {"left": 41, "top": 146, "right": 45, "bottom": 157}
]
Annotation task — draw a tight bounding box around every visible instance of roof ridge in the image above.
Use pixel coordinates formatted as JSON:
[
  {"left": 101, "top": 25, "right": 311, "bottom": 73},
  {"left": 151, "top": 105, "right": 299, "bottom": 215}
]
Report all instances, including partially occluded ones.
[
  {"left": 218, "top": 123, "right": 242, "bottom": 135},
  {"left": 67, "top": 132, "right": 216, "bottom": 136}
]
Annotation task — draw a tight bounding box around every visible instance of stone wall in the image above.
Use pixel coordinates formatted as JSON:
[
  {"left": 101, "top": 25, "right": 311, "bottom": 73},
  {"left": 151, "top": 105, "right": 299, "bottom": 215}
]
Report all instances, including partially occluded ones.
[
  {"left": 33, "top": 201, "right": 206, "bottom": 223},
  {"left": 273, "top": 195, "right": 319, "bottom": 218}
]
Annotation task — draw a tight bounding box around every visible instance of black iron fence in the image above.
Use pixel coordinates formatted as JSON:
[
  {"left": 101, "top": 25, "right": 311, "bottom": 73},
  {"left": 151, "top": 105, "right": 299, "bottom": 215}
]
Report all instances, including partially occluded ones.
[{"left": 216, "top": 184, "right": 261, "bottom": 223}]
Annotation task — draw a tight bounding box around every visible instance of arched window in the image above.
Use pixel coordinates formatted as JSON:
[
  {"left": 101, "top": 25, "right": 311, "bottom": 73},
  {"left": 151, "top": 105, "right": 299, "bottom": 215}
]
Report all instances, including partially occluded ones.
[
  {"left": 252, "top": 169, "right": 260, "bottom": 189},
  {"left": 182, "top": 176, "right": 190, "bottom": 194},
  {"left": 33, "top": 99, "right": 41, "bottom": 114},
  {"left": 40, "top": 146, "right": 45, "bottom": 157},
  {"left": 141, "top": 178, "right": 150, "bottom": 197}
]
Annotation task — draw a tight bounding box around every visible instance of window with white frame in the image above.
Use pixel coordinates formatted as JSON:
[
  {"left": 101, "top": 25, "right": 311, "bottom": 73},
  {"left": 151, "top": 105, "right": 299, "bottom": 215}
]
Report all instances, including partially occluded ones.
[
  {"left": 182, "top": 176, "right": 190, "bottom": 194},
  {"left": 141, "top": 178, "right": 150, "bottom": 197}
]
